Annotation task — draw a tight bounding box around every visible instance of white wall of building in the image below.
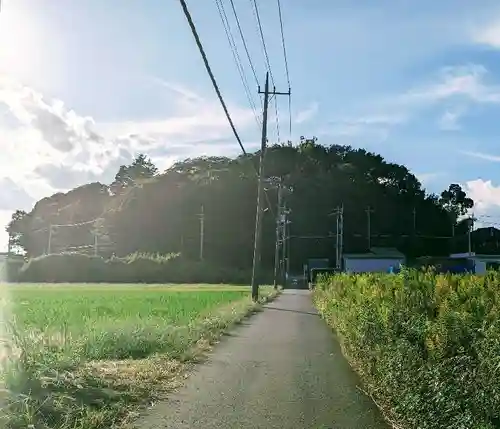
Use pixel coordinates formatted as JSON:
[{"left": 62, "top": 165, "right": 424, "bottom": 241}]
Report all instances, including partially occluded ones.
[{"left": 344, "top": 258, "right": 403, "bottom": 273}]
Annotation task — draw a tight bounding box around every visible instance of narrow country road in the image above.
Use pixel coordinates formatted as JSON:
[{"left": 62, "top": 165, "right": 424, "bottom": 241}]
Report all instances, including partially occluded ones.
[{"left": 136, "top": 290, "right": 389, "bottom": 429}]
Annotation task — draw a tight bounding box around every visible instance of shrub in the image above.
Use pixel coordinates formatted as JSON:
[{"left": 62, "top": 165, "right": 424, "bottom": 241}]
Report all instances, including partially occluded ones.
[
  {"left": 16, "top": 252, "right": 264, "bottom": 284},
  {"left": 2, "top": 257, "right": 25, "bottom": 282},
  {"left": 18, "top": 253, "right": 108, "bottom": 282},
  {"left": 313, "top": 270, "right": 500, "bottom": 429}
]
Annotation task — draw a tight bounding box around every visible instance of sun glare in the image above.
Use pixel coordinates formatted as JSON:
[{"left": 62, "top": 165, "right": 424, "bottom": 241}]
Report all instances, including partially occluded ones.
[{"left": 0, "top": 1, "right": 43, "bottom": 76}]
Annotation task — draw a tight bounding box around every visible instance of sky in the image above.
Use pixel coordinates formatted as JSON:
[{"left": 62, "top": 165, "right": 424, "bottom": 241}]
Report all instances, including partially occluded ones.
[{"left": 2, "top": 0, "right": 500, "bottom": 249}]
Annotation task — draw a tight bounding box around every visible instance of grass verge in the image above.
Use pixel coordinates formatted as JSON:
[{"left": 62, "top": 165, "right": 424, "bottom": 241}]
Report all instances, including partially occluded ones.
[
  {"left": 313, "top": 270, "right": 500, "bottom": 429},
  {"left": 1, "top": 285, "right": 280, "bottom": 429}
]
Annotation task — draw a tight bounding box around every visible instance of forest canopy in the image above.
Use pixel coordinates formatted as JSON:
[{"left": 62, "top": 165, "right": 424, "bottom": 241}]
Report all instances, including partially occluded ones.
[{"left": 6, "top": 140, "right": 475, "bottom": 272}]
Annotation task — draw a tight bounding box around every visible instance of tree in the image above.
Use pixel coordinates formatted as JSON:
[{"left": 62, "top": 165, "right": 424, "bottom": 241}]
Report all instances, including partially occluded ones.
[
  {"left": 6, "top": 209, "right": 28, "bottom": 253},
  {"left": 111, "top": 154, "right": 158, "bottom": 194},
  {"left": 439, "top": 184, "right": 474, "bottom": 221},
  {"left": 8, "top": 141, "right": 478, "bottom": 266}
]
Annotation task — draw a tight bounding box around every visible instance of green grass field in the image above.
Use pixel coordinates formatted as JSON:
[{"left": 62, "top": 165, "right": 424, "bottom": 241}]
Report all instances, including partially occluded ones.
[{"left": 1, "top": 283, "right": 278, "bottom": 429}]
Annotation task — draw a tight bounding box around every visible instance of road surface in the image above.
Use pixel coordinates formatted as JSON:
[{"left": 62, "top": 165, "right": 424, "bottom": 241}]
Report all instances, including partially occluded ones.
[{"left": 136, "top": 290, "right": 389, "bottom": 429}]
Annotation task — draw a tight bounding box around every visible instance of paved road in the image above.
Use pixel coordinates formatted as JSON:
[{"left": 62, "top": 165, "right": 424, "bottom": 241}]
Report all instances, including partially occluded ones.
[{"left": 136, "top": 290, "right": 388, "bottom": 429}]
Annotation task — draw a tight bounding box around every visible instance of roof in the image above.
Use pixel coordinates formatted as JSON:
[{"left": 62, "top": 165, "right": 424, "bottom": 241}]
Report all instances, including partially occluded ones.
[{"left": 344, "top": 247, "right": 405, "bottom": 260}]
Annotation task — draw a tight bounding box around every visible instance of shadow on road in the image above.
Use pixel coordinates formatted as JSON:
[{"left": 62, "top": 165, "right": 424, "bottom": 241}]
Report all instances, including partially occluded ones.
[{"left": 265, "top": 306, "right": 319, "bottom": 316}]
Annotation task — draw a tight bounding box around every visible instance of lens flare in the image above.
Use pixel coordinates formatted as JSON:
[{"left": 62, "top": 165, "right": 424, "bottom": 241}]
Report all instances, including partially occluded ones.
[{"left": 0, "top": 258, "right": 12, "bottom": 413}]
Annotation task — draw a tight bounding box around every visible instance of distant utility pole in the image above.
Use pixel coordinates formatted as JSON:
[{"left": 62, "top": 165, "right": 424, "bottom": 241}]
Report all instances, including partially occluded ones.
[
  {"left": 273, "top": 182, "right": 283, "bottom": 289},
  {"left": 285, "top": 214, "right": 291, "bottom": 283},
  {"left": 332, "top": 205, "right": 344, "bottom": 269},
  {"left": 413, "top": 207, "right": 417, "bottom": 235},
  {"left": 281, "top": 203, "right": 290, "bottom": 287},
  {"left": 468, "top": 213, "right": 475, "bottom": 254},
  {"left": 47, "top": 225, "right": 53, "bottom": 255},
  {"left": 251, "top": 72, "right": 291, "bottom": 301},
  {"left": 340, "top": 203, "right": 344, "bottom": 265},
  {"left": 366, "top": 206, "right": 374, "bottom": 250},
  {"left": 94, "top": 233, "right": 98, "bottom": 256},
  {"left": 199, "top": 205, "right": 205, "bottom": 261}
]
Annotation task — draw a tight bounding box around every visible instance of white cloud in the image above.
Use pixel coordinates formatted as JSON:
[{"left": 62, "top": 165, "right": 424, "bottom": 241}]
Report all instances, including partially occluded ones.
[
  {"left": 0, "top": 75, "right": 256, "bottom": 191},
  {"left": 320, "top": 113, "right": 406, "bottom": 141},
  {"left": 403, "top": 65, "right": 496, "bottom": 103},
  {"left": 0, "top": 177, "right": 34, "bottom": 211},
  {"left": 0, "top": 75, "right": 258, "bottom": 249},
  {"left": 438, "top": 107, "right": 466, "bottom": 130},
  {"left": 460, "top": 150, "right": 500, "bottom": 162},
  {"left": 148, "top": 77, "right": 205, "bottom": 105},
  {"left": 325, "top": 64, "right": 500, "bottom": 138},
  {"left": 295, "top": 102, "right": 318, "bottom": 124},
  {"left": 472, "top": 19, "right": 500, "bottom": 48},
  {"left": 464, "top": 179, "right": 500, "bottom": 214},
  {"left": 416, "top": 172, "right": 442, "bottom": 185}
]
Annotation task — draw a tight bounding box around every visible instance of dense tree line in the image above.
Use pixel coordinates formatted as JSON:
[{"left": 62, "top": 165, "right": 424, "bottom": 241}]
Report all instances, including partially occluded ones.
[{"left": 7, "top": 139, "right": 477, "bottom": 273}]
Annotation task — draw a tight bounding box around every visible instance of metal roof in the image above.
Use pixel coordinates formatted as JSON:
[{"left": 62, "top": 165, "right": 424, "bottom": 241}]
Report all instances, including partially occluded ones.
[{"left": 344, "top": 247, "right": 405, "bottom": 259}]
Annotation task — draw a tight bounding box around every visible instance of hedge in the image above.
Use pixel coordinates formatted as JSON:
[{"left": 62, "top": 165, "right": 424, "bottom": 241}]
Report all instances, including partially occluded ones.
[
  {"left": 15, "top": 252, "right": 266, "bottom": 284},
  {"left": 313, "top": 269, "right": 500, "bottom": 429},
  {"left": 1, "top": 258, "right": 25, "bottom": 282}
]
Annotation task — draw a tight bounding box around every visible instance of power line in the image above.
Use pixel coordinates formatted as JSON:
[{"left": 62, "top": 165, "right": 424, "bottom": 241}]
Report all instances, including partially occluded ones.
[
  {"left": 214, "top": 0, "right": 261, "bottom": 128},
  {"left": 179, "top": 0, "right": 248, "bottom": 157},
  {"left": 250, "top": 0, "right": 274, "bottom": 84},
  {"left": 276, "top": 0, "right": 290, "bottom": 88},
  {"left": 228, "top": 0, "right": 260, "bottom": 87},
  {"left": 276, "top": 0, "right": 292, "bottom": 142},
  {"left": 288, "top": 94, "right": 292, "bottom": 143},
  {"left": 274, "top": 95, "right": 281, "bottom": 143},
  {"left": 250, "top": 0, "right": 281, "bottom": 144},
  {"left": 178, "top": 0, "right": 275, "bottom": 217}
]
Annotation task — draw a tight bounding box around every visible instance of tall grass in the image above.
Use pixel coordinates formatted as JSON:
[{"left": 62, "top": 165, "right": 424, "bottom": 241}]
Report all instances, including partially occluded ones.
[
  {"left": 313, "top": 269, "right": 500, "bottom": 429},
  {"left": 0, "top": 284, "right": 278, "bottom": 429}
]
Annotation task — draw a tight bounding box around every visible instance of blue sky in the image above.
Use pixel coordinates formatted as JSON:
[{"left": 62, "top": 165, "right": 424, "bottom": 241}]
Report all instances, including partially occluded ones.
[{"left": 2, "top": 0, "right": 500, "bottom": 248}]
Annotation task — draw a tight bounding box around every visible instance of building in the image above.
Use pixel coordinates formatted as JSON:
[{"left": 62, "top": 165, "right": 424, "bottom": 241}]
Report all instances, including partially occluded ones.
[
  {"left": 343, "top": 247, "right": 405, "bottom": 273},
  {"left": 449, "top": 252, "right": 500, "bottom": 274}
]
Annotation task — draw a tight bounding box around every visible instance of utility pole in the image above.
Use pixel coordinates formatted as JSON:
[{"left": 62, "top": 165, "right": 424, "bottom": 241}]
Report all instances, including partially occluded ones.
[
  {"left": 199, "top": 205, "right": 205, "bottom": 261},
  {"left": 286, "top": 218, "right": 291, "bottom": 283},
  {"left": 94, "top": 233, "right": 98, "bottom": 256},
  {"left": 332, "top": 205, "right": 345, "bottom": 269},
  {"left": 281, "top": 203, "right": 289, "bottom": 287},
  {"left": 251, "top": 72, "right": 291, "bottom": 301},
  {"left": 47, "top": 225, "right": 53, "bottom": 255},
  {"left": 412, "top": 207, "right": 417, "bottom": 234},
  {"left": 335, "top": 207, "right": 340, "bottom": 268},
  {"left": 273, "top": 182, "right": 283, "bottom": 289},
  {"left": 366, "top": 206, "right": 374, "bottom": 250},
  {"left": 339, "top": 203, "right": 344, "bottom": 267},
  {"left": 468, "top": 214, "right": 474, "bottom": 255}
]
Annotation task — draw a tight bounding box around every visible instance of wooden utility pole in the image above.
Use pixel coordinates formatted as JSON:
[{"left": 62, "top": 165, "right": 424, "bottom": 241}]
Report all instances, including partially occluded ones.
[
  {"left": 199, "top": 205, "right": 205, "bottom": 261},
  {"left": 251, "top": 73, "right": 291, "bottom": 301}
]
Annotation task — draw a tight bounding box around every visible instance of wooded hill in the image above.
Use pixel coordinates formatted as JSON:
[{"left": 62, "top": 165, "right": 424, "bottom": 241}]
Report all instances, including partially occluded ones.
[{"left": 7, "top": 139, "right": 476, "bottom": 273}]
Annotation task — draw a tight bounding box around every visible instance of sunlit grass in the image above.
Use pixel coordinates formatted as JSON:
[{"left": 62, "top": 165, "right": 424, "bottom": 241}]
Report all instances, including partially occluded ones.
[{"left": 0, "top": 283, "right": 278, "bottom": 429}]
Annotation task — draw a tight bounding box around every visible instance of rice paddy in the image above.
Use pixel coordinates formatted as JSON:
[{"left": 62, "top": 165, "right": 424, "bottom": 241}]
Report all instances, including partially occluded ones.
[{"left": 0, "top": 282, "right": 277, "bottom": 429}]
